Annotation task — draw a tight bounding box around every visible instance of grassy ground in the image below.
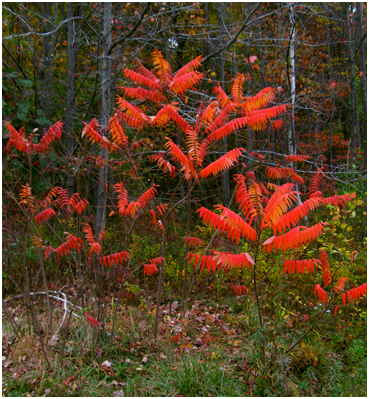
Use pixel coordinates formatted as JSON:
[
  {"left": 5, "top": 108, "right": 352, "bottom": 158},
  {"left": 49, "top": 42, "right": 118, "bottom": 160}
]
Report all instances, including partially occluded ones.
[{"left": 2, "top": 287, "right": 367, "bottom": 397}]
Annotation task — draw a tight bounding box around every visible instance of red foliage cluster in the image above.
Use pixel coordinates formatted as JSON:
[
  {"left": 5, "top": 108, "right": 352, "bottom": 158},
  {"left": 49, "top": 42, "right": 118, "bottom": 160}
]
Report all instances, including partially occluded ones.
[
  {"left": 45, "top": 234, "right": 83, "bottom": 260},
  {"left": 342, "top": 283, "right": 367, "bottom": 304},
  {"left": 85, "top": 313, "right": 101, "bottom": 327},
  {"left": 283, "top": 259, "right": 320, "bottom": 274},
  {"left": 34, "top": 208, "right": 56, "bottom": 225},
  {"left": 232, "top": 285, "right": 249, "bottom": 295},
  {"left": 144, "top": 264, "right": 158, "bottom": 276},
  {"left": 184, "top": 237, "right": 203, "bottom": 247},
  {"left": 4, "top": 121, "right": 63, "bottom": 154},
  {"left": 319, "top": 250, "right": 332, "bottom": 287},
  {"left": 100, "top": 251, "right": 130, "bottom": 267}
]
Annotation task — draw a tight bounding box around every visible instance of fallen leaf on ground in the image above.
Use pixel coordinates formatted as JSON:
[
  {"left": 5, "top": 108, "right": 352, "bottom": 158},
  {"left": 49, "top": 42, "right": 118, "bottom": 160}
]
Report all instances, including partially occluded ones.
[{"left": 101, "top": 360, "right": 112, "bottom": 370}]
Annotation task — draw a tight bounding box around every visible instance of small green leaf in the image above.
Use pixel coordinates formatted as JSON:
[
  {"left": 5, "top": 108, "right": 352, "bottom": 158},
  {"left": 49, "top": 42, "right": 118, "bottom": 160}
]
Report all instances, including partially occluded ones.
[{"left": 18, "top": 79, "right": 34, "bottom": 87}]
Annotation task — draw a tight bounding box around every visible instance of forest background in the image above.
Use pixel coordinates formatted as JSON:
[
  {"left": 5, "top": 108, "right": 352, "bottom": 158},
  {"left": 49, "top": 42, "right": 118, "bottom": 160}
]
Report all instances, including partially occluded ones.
[{"left": 2, "top": 2, "right": 367, "bottom": 397}]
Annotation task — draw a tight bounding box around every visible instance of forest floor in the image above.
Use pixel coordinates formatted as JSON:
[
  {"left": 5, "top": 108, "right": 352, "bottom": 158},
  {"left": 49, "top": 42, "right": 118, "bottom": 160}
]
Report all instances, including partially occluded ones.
[{"left": 2, "top": 283, "right": 367, "bottom": 397}]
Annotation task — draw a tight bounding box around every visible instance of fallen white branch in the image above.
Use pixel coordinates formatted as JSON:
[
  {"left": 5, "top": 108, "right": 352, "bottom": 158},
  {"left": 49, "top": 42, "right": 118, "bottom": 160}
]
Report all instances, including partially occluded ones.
[{"left": 5, "top": 290, "right": 82, "bottom": 334}]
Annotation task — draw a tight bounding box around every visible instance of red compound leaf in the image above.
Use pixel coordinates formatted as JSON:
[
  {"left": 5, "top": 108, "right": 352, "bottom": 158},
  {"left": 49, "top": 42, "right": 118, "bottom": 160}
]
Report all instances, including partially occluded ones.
[
  {"left": 137, "top": 185, "right": 158, "bottom": 209},
  {"left": 149, "top": 153, "right": 176, "bottom": 177},
  {"left": 34, "top": 208, "right": 56, "bottom": 225},
  {"left": 200, "top": 148, "right": 245, "bottom": 180},
  {"left": 82, "top": 118, "right": 102, "bottom": 145},
  {"left": 39, "top": 187, "right": 58, "bottom": 209},
  {"left": 309, "top": 168, "right": 324, "bottom": 197},
  {"left": 35, "top": 121, "right": 63, "bottom": 154},
  {"left": 19, "top": 184, "right": 35, "bottom": 209},
  {"left": 82, "top": 223, "right": 95, "bottom": 245},
  {"left": 187, "top": 253, "right": 218, "bottom": 273},
  {"left": 283, "top": 259, "right": 320, "bottom": 274},
  {"left": 344, "top": 283, "right": 367, "bottom": 304},
  {"left": 148, "top": 257, "right": 165, "bottom": 265},
  {"left": 314, "top": 284, "right": 328, "bottom": 304},
  {"left": 85, "top": 313, "right": 101, "bottom": 327},
  {"left": 169, "top": 71, "right": 203, "bottom": 95},
  {"left": 144, "top": 263, "right": 158, "bottom": 276},
  {"left": 334, "top": 277, "right": 349, "bottom": 293},
  {"left": 231, "top": 285, "right": 248, "bottom": 296},
  {"left": 114, "top": 182, "right": 129, "bottom": 216},
  {"left": 100, "top": 251, "right": 130, "bottom": 268},
  {"left": 262, "top": 223, "right": 329, "bottom": 253},
  {"left": 322, "top": 193, "right": 356, "bottom": 210},
  {"left": 89, "top": 242, "right": 102, "bottom": 256},
  {"left": 319, "top": 250, "right": 332, "bottom": 288},
  {"left": 184, "top": 237, "right": 203, "bottom": 247},
  {"left": 284, "top": 154, "right": 310, "bottom": 163},
  {"left": 212, "top": 252, "right": 254, "bottom": 271},
  {"left": 55, "top": 187, "right": 69, "bottom": 210},
  {"left": 45, "top": 234, "right": 83, "bottom": 260},
  {"left": 109, "top": 114, "right": 129, "bottom": 147}
]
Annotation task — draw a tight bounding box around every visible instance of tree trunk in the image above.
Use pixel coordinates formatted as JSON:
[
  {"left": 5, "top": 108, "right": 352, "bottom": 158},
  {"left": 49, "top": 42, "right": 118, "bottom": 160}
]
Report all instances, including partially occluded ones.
[
  {"left": 65, "top": 3, "right": 83, "bottom": 196},
  {"left": 287, "top": 3, "right": 297, "bottom": 157},
  {"left": 356, "top": 2, "right": 366, "bottom": 164},
  {"left": 96, "top": 2, "right": 112, "bottom": 234},
  {"left": 216, "top": 3, "right": 230, "bottom": 206},
  {"left": 347, "top": 3, "right": 358, "bottom": 157},
  {"left": 40, "top": 3, "right": 54, "bottom": 120}
]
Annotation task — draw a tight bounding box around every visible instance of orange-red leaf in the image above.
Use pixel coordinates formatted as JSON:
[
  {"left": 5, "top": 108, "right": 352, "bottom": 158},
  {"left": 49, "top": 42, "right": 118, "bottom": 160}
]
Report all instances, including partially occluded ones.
[
  {"left": 45, "top": 233, "right": 83, "bottom": 260},
  {"left": 149, "top": 153, "right": 176, "bottom": 177},
  {"left": 207, "top": 117, "right": 249, "bottom": 143},
  {"left": 261, "top": 183, "right": 298, "bottom": 231},
  {"left": 137, "top": 185, "right": 158, "bottom": 208},
  {"left": 309, "top": 168, "right": 324, "bottom": 197},
  {"left": 283, "top": 259, "right": 320, "bottom": 274},
  {"left": 212, "top": 251, "right": 254, "bottom": 270},
  {"left": 114, "top": 182, "right": 128, "bottom": 216},
  {"left": 263, "top": 222, "right": 329, "bottom": 253},
  {"left": 144, "top": 264, "right": 158, "bottom": 276},
  {"left": 285, "top": 154, "right": 310, "bottom": 163},
  {"left": 319, "top": 250, "right": 332, "bottom": 287},
  {"left": 100, "top": 251, "right": 129, "bottom": 267},
  {"left": 214, "top": 205, "right": 257, "bottom": 242},
  {"left": 234, "top": 175, "right": 259, "bottom": 224},
  {"left": 109, "top": 114, "right": 129, "bottom": 147},
  {"left": 165, "top": 138, "right": 196, "bottom": 180},
  {"left": 173, "top": 55, "right": 202, "bottom": 79},
  {"left": 184, "top": 237, "right": 203, "bottom": 246},
  {"left": 82, "top": 223, "right": 95, "bottom": 245},
  {"left": 274, "top": 197, "right": 322, "bottom": 234},
  {"left": 82, "top": 119, "right": 102, "bottom": 145},
  {"left": 231, "top": 285, "right": 248, "bottom": 296},
  {"left": 34, "top": 208, "right": 56, "bottom": 225},
  {"left": 314, "top": 284, "right": 328, "bottom": 304},
  {"left": 344, "top": 283, "right": 367, "bottom": 303},
  {"left": 200, "top": 148, "right": 245, "bottom": 179},
  {"left": 169, "top": 71, "right": 203, "bottom": 95},
  {"left": 334, "top": 277, "right": 349, "bottom": 293},
  {"left": 242, "top": 87, "right": 276, "bottom": 113},
  {"left": 123, "top": 68, "right": 160, "bottom": 90},
  {"left": 85, "top": 312, "right": 101, "bottom": 327},
  {"left": 231, "top": 73, "right": 246, "bottom": 103}
]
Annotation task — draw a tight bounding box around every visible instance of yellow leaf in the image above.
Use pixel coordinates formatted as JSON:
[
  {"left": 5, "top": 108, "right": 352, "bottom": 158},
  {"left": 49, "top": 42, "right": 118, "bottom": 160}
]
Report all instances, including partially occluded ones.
[{"left": 109, "top": 211, "right": 115, "bottom": 216}]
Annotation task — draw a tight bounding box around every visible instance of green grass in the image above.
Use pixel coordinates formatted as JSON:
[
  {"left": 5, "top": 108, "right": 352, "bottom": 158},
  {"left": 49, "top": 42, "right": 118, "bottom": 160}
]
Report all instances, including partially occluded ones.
[{"left": 2, "top": 293, "right": 367, "bottom": 397}]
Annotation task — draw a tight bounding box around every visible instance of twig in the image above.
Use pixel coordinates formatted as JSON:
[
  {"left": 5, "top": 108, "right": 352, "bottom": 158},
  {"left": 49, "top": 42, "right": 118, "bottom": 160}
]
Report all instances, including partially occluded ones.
[{"left": 2, "top": 299, "right": 23, "bottom": 338}]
